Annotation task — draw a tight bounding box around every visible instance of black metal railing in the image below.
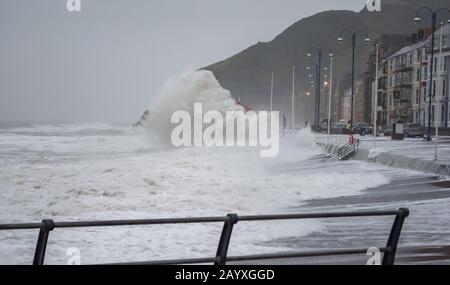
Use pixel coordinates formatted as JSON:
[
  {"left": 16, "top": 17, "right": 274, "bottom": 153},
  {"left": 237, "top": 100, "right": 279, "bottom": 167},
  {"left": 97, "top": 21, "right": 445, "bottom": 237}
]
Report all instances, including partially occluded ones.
[{"left": 0, "top": 209, "right": 409, "bottom": 265}]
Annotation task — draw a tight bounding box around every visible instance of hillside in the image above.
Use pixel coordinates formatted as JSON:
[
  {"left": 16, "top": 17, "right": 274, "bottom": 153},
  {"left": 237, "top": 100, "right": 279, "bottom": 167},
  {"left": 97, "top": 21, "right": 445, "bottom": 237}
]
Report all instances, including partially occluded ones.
[{"left": 205, "top": 0, "right": 450, "bottom": 122}]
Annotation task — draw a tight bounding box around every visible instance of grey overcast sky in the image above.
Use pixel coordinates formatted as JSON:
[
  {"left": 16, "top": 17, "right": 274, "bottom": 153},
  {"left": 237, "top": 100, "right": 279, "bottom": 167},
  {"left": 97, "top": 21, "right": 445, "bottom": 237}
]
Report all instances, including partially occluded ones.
[{"left": 0, "top": 0, "right": 366, "bottom": 123}]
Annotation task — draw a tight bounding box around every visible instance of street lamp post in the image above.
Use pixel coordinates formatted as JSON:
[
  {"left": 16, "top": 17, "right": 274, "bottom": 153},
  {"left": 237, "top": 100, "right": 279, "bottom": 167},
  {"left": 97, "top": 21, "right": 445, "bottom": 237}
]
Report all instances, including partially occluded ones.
[
  {"left": 307, "top": 49, "right": 321, "bottom": 126},
  {"left": 414, "top": 7, "right": 450, "bottom": 142},
  {"left": 270, "top": 72, "right": 274, "bottom": 112},
  {"left": 327, "top": 54, "right": 334, "bottom": 144},
  {"left": 374, "top": 42, "right": 380, "bottom": 147},
  {"left": 302, "top": 90, "right": 312, "bottom": 127},
  {"left": 435, "top": 22, "right": 445, "bottom": 161},
  {"left": 292, "top": 66, "right": 296, "bottom": 129},
  {"left": 337, "top": 30, "right": 371, "bottom": 131},
  {"left": 307, "top": 47, "right": 332, "bottom": 126},
  {"left": 304, "top": 91, "right": 309, "bottom": 122}
]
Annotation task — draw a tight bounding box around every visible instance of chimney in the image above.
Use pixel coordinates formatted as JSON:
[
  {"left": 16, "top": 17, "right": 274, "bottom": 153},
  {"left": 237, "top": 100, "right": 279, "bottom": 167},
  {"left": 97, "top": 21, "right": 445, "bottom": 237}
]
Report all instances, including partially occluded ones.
[{"left": 411, "top": 33, "right": 418, "bottom": 44}]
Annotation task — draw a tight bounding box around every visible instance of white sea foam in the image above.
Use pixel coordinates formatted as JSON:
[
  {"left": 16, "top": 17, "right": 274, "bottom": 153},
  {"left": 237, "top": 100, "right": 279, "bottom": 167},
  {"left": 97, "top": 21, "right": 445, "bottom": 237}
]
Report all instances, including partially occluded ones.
[
  {"left": 0, "top": 123, "right": 391, "bottom": 265},
  {"left": 0, "top": 72, "right": 391, "bottom": 264},
  {"left": 144, "top": 70, "right": 244, "bottom": 145}
]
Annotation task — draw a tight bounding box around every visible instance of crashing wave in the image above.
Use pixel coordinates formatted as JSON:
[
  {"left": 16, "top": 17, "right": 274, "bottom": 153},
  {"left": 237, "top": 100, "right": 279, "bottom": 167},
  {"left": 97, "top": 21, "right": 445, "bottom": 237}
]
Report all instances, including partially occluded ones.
[{"left": 140, "top": 70, "right": 246, "bottom": 145}]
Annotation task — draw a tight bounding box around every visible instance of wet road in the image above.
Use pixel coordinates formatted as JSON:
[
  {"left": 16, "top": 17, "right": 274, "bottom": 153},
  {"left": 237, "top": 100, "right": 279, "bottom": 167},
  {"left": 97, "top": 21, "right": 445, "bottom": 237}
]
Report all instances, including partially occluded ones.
[{"left": 236, "top": 156, "right": 450, "bottom": 265}]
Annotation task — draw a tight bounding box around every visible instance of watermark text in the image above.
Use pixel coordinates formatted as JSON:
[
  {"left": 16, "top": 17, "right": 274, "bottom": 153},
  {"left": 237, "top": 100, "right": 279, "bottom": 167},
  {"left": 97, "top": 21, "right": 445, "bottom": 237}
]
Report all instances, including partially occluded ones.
[
  {"left": 366, "top": 0, "right": 381, "bottom": 12},
  {"left": 171, "top": 103, "right": 280, "bottom": 158}
]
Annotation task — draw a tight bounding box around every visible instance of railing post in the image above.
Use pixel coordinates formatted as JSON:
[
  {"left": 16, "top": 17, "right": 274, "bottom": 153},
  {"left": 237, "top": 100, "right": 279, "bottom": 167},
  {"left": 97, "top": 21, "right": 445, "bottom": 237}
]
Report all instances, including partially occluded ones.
[
  {"left": 214, "top": 214, "right": 239, "bottom": 265},
  {"left": 382, "top": 208, "right": 409, "bottom": 265},
  {"left": 33, "top": 219, "right": 55, "bottom": 265}
]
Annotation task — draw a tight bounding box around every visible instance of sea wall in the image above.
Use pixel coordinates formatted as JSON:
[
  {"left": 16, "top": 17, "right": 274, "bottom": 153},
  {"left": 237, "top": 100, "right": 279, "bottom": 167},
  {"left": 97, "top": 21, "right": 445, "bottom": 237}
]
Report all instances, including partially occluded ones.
[{"left": 319, "top": 143, "right": 450, "bottom": 177}]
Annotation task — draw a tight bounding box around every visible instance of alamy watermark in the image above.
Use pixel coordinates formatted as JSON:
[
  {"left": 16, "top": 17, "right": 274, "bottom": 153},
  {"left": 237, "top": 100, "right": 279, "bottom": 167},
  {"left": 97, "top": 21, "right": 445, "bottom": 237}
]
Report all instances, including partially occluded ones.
[
  {"left": 171, "top": 103, "right": 280, "bottom": 158},
  {"left": 66, "top": 247, "right": 81, "bottom": 265},
  {"left": 366, "top": 0, "right": 381, "bottom": 12},
  {"left": 366, "top": 247, "right": 382, "bottom": 265},
  {"left": 66, "top": 0, "right": 81, "bottom": 12}
]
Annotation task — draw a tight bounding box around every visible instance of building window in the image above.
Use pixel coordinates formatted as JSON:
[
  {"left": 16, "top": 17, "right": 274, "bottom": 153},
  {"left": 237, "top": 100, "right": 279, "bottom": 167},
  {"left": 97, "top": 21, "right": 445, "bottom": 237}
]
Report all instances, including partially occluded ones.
[
  {"left": 442, "top": 105, "right": 445, "bottom": 123},
  {"left": 444, "top": 79, "right": 447, "bottom": 96}
]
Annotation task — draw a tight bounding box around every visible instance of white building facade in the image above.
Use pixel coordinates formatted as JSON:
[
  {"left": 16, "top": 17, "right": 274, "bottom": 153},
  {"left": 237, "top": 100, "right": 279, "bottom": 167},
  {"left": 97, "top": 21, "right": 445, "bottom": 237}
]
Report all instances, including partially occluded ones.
[
  {"left": 428, "top": 24, "right": 450, "bottom": 128},
  {"left": 378, "top": 24, "right": 450, "bottom": 128}
]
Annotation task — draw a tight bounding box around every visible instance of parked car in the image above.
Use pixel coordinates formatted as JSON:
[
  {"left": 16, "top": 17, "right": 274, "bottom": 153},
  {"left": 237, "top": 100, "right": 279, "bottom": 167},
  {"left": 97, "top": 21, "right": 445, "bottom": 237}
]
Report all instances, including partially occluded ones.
[
  {"left": 319, "top": 119, "right": 333, "bottom": 132},
  {"left": 354, "top": 122, "right": 372, "bottom": 135},
  {"left": 383, "top": 127, "right": 393, "bottom": 137},
  {"left": 404, "top": 124, "right": 425, "bottom": 138},
  {"left": 330, "top": 123, "right": 352, "bottom": 134},
  {"left": 330, "top": 123, "right": 344, "bottom": 134},
  {"left": 311, "top": 124, "right": 322, "bottom": 132}
]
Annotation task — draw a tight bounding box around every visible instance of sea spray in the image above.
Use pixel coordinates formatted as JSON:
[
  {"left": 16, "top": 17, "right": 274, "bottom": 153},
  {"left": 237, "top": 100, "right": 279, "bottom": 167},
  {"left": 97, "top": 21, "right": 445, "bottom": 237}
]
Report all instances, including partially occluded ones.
[
  {"left": 171, "top": 103, "right": 280, "bottom": 158},
  {"left": 144, "top": 70, "right": 244, "bottom": 145},
  {"left": 0, "top": 123, "right": 393, "bottom": 264},
  {"left": 293, "top": 127, "right": 321, "bottom": 151},
  {"left": 144, "top": 70, "right": 280, "bottom": 157}
]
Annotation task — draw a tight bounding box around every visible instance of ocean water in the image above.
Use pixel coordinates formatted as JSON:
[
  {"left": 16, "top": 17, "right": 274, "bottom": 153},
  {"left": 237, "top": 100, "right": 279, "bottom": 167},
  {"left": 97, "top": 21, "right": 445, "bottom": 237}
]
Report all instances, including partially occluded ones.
[
  {"left": 0, "top": 123, "right": 391, "bottom": 265},
  {"left": 0, "top": 71, "right": 390, "bottom": 264}
]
